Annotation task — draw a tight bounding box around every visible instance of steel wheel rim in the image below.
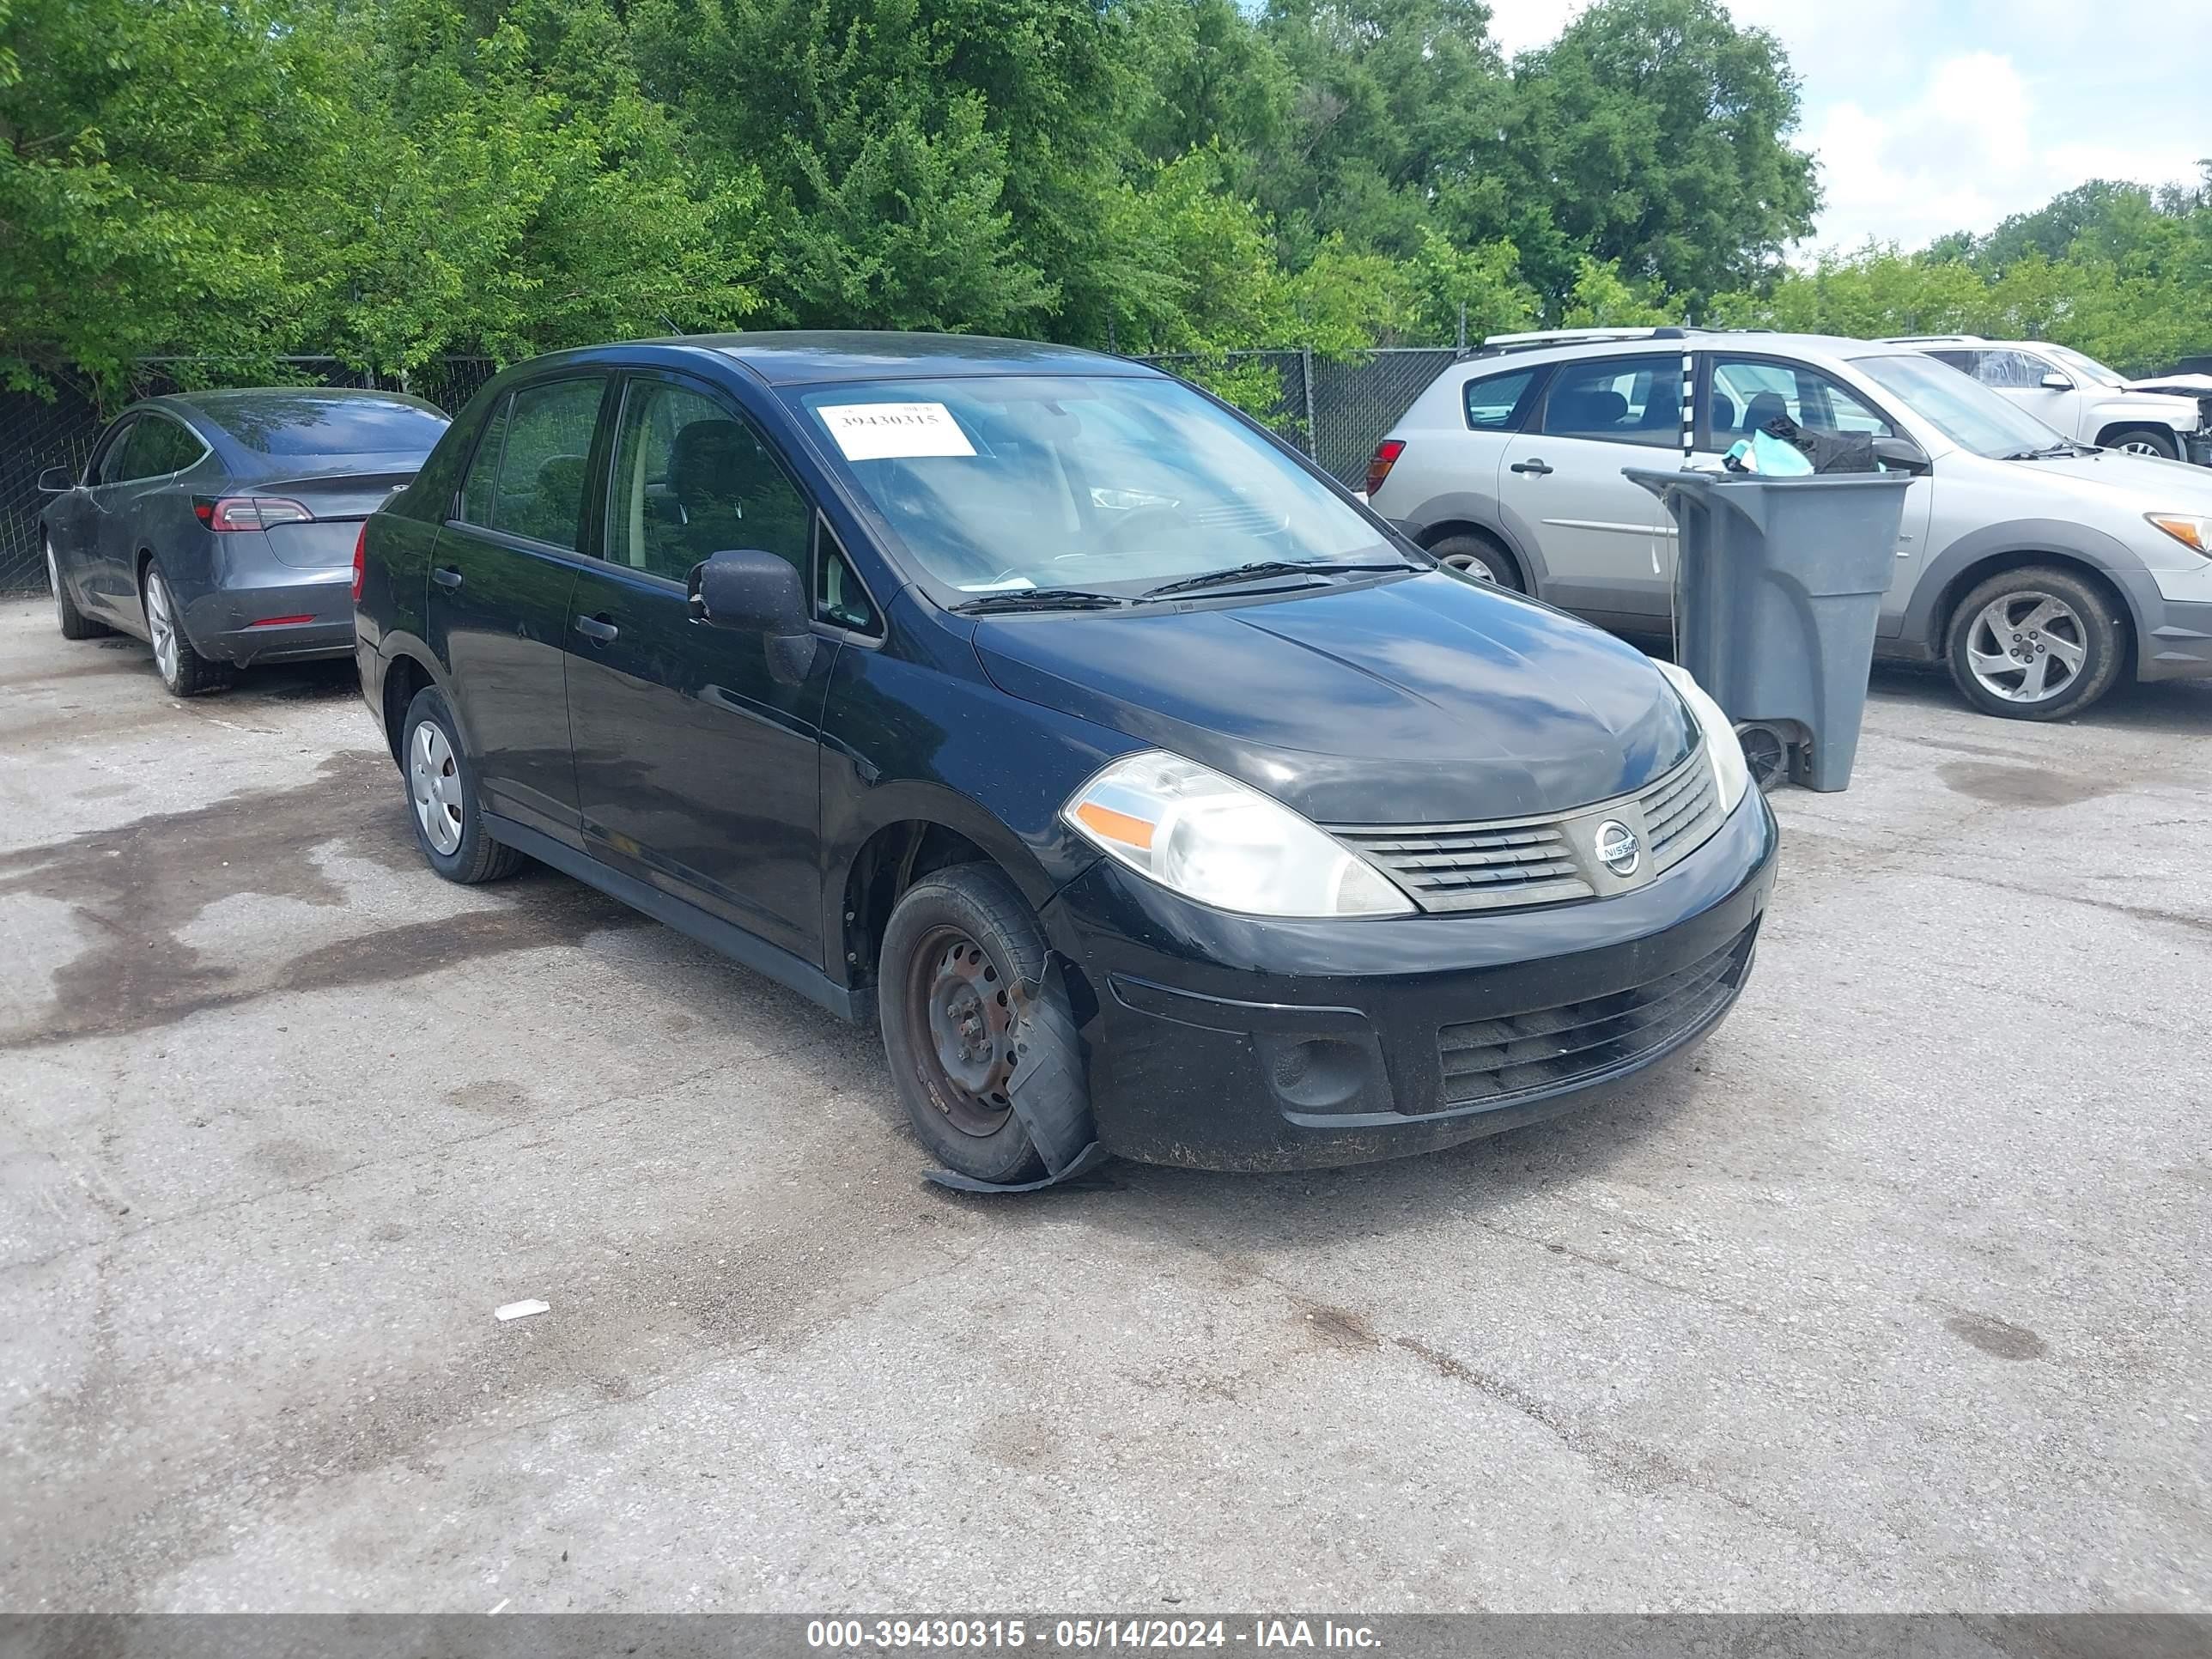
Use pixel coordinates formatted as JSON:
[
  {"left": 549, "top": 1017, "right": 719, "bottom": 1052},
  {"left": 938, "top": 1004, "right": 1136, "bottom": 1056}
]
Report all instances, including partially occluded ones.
[
  {"left": 409, "top": 720, "right": 465, "bottom": 856},
  {"left": 1441, "top": 552, "right": 1498, "bottom": 585},
  {"left": 46, "top": 542, "right": 64, "bottom": 627},
  {"left": 145, "top": 570, "right": 179, "bottom": 684},
  {"left": 1965, "top": 591, "right": 2087, "bottom": 704},
  {"left": 903, "top": 925, "right": 1018, "bottom": 1138}
]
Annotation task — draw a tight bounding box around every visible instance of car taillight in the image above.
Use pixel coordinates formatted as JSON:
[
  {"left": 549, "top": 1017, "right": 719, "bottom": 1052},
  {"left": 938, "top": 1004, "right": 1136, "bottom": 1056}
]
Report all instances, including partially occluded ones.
[
  {"left": 1364, "top": 439, "right": 1406, "bottom": 497},
  {"left": 350, "top": 522, "right": 368, "bottom": 604},
  {"left": 193, "top": 496, "right": 314, "bottom": 532}
]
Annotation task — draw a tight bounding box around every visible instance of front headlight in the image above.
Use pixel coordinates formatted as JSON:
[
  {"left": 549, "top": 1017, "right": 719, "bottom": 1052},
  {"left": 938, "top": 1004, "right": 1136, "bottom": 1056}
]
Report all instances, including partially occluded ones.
[
  {"left": 1062, "top": 750, "right": 1413, "bottom": 918},
  {"left": 2146, "top": 513, "right": 2212, "bottom": 556},
  {"left": 1656, "top": 661, "right": 1750, "bottom": 816}
]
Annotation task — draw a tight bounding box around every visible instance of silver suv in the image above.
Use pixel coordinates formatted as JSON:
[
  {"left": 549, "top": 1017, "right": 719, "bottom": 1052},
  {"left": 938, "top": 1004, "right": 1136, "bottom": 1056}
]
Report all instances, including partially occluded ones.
[
  {"left": 1364, "top": 327, "right": 2212, "bottom": 720},
  {"left": 1885, "top": 335, "right": 2210, "bottom": 463}
]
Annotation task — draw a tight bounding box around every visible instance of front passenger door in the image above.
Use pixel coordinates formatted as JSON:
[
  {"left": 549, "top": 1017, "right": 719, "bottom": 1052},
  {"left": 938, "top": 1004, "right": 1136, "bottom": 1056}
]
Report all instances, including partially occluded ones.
[{"left": 564, "top": 374, "right": 830, "bottom": 963}]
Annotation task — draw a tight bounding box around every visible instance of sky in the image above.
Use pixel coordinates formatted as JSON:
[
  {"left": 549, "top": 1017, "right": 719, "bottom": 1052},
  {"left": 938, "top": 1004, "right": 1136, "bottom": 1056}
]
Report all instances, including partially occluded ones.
[{"left": 1484, "top": 0, "right": 2212, "bottom": 253}]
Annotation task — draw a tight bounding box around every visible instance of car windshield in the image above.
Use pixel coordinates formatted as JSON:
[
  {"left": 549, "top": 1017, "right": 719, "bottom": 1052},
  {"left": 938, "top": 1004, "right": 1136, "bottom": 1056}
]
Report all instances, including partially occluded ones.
[
  {"left": 792, "top": 375, "right": 1402, "bottom": 599},
  {"left": 2044, "top": 344, "right": 2126, "bottom": 387},
  {"left": 216, "top": 395, "right": 451, "bottom": 459},
  {"left": 1853, "top": 353, "right": 2070, "bottom": 458}
]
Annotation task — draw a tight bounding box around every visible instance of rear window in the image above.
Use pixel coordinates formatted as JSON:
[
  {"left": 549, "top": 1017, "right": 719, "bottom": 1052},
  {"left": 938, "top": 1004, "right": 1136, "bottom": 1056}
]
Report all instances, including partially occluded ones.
[{"left": 221, "top": 397, "right": 451, "bottom": 458}]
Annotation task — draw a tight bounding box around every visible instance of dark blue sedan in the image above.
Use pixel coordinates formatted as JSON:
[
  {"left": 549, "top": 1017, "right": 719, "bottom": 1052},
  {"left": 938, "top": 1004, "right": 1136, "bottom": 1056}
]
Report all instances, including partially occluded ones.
[
  {"left": 37, "top": 387, "right": 450, "bottom": 695},
  {"left": 355, "top": 333, "right": 1776, "bottom": 1188}
]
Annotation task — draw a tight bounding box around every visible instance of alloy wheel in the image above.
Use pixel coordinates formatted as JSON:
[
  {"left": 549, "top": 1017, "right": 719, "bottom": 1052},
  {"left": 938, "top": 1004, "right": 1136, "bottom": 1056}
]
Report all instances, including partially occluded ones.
[
  {"left": 1439, "top": 551, "right": 1498, "bottom": 585},
  {"left": 144, "top": 569, "right": 180, "bottom": 687},
  {"left": 409, "top": 720, "right": 465, "bottom": 856},
  {"left": 903, "top": 925, "right": 1019, "bottom": 1138},
  {"left": 1964, "top": 591, "right": 2087, "bottom": 706},
  {"left": 2119, "top": 438, "right": 2165, "bottom": 456},
  {"left": 45, "top": 542, "right": 64, "bottom": 629}
]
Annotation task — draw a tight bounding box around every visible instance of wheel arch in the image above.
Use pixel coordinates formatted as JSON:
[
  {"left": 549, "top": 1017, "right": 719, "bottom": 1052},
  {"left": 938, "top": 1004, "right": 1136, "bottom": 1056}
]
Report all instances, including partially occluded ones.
[
  {"left": 2094, "top": 420, "right": 2179, "bottom": 453},
  {"left": 1905, "top": 520, "right": 2155, "bottom": 676}
]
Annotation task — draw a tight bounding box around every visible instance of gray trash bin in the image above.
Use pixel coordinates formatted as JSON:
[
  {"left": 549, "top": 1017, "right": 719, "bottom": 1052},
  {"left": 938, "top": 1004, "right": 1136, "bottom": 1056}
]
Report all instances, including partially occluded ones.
[{"left": 1623, "top": 466, "right": 1912, "bottom": 792}]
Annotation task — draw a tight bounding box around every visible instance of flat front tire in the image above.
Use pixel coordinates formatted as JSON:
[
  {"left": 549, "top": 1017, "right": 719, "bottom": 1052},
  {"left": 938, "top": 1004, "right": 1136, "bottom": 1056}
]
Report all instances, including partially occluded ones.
[
  {"left": 878, "top": 863, "right": 1088, "bottom": 1185},
  {"left": 400, "top": 686, "right": 524, "bottom": 884},
  {"left": 1944, "top": 565, "right": 2125, "bottom": 720}
]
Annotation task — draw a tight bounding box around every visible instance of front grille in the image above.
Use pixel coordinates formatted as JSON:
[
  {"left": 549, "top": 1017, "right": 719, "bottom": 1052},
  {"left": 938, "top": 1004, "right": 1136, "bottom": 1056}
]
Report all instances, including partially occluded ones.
[
  {"left": 1433, "top": 927, "right": 1755, "bottom": 1109},
  {"left": 1329, "top": 749, "right": 1724, "bottom": 915}
]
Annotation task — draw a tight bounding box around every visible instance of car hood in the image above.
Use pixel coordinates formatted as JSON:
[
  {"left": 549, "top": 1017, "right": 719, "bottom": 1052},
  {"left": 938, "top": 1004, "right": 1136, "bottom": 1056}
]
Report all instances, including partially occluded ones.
[
  {"left": 970, "top": 574, "right": 1698, "bottom": 824},
  {"left": 2017, "top": 449, "right": 2212, "bottom": 510},
  {"left": 2127, "top": 373, "right": 2212, "bottom": 398}
]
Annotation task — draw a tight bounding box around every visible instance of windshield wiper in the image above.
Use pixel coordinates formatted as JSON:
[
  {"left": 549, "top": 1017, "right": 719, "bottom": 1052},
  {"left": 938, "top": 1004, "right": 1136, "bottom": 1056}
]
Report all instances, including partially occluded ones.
[
  {"left": 2003, "top": 441, "right": 2087, "bottom": 460},
  {"left": 1141, "top": 558, "right": 1410, "bottom": 599},
  {"left": 952, "top": 587, "right": 1130, "bottom": 615}
]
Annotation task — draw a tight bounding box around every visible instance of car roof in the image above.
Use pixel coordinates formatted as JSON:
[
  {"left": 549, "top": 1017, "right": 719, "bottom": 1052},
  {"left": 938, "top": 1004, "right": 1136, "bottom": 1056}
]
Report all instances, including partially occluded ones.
[
  {"left": 1466, "top": 331, "right": 1927, "bottom": 369},
  {"left": 632, "top": 331, "right": 1154, "bottom": 387}
]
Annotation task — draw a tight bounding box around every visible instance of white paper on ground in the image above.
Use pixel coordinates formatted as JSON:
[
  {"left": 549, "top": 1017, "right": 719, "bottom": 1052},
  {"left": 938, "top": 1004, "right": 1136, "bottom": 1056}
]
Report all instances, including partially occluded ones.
[
  {"left": 495, "top": 1298, "right": 550, "bottom": 1322},
  {"left": 817, "top": 402, "right": 976, "bottom": 462}
]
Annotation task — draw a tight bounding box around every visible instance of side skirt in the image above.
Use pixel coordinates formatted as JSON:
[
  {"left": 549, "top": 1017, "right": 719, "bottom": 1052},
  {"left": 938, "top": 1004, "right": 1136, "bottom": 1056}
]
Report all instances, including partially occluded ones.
[{"left": 482, "top": 811, "right": 869, "bottom": 1024}]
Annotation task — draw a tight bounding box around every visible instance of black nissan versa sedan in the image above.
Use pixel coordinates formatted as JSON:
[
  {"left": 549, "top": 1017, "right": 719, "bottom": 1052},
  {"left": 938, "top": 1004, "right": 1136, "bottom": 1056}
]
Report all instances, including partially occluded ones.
[{"left": 353, "top": 333, "right": 1777, "bottom": 1188}]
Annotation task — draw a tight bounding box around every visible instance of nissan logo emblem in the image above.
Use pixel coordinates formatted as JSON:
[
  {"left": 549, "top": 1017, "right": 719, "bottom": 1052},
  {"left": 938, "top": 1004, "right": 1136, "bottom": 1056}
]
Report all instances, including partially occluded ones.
[{"left": 1595, "top": 819, "right": 1642, "bottom": 877}]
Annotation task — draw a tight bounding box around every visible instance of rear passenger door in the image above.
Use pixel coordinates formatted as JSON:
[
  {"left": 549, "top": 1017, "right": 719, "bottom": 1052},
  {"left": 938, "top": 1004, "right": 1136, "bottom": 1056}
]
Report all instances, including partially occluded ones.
[
  {"left": 563, "top": 372, "right": 832, "bottom": 964},
  {"left": 1499, "top": 354, "right": 1681, "bottom": 624},
  {"left": 428, "top": 374, "right": 611, "bottom": 843}
]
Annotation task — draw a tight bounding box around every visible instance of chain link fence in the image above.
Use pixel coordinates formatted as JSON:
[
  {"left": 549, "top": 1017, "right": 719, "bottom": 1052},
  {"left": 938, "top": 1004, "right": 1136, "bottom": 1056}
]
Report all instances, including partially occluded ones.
[
  {"left": 0, "top": 347, "right": 1448, "bottom": 594},
  {"left": 0, "top": 357, "right": 499, "bottom": 594}
]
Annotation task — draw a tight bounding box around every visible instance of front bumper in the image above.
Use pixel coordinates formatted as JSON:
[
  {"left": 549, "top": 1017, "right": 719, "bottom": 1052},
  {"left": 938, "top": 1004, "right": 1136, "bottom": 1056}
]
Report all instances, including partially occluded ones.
[
  {"left": 181, "top": 564, "right": 356, "bottom": 667},
  {"left": 1042, "top": 789, "right": 1778, "bottom": 1170}
]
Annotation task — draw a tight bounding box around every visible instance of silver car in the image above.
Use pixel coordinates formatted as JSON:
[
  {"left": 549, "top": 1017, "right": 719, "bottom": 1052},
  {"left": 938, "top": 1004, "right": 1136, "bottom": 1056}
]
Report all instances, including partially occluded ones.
[
  {"left": 1365, "top": 328, "right": 2212, "bottom": 720},
  {"left": 1882, "top": 335, "right": 2209, "bottom": 464}
]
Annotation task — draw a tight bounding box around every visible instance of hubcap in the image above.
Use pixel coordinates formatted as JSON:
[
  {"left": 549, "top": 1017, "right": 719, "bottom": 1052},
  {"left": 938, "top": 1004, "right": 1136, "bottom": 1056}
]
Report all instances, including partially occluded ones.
[
  {"left": 904, "top": 927, "right": 1018, "bottom": 1138},
  {"left": 145, "top": 570, "right": 179, "bottom": 684},
  {"left": 409, "top": 720, "right": 465, "bottom": 856},
  {"left": 1442, "top": 552, "right": 1498, "bottom": 585},
  {"left": 1965, "top": 592, "right": 2087, "bottom": 704}
]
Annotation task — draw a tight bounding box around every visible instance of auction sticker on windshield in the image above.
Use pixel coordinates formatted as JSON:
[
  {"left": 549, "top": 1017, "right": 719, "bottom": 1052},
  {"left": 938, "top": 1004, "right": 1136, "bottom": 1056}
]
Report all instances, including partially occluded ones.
[{"left": 818, "top": 402, "right": 977, "bottom": 461}]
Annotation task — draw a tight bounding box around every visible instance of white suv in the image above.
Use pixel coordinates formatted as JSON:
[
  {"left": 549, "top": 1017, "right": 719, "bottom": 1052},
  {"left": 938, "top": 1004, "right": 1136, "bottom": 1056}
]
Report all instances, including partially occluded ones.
[
  {"left": 1364, "top": 327, "right": 2212, "bottom": 720},
  {"left": 1886, "top": 335, "right": 2209, "bottom": 463}
]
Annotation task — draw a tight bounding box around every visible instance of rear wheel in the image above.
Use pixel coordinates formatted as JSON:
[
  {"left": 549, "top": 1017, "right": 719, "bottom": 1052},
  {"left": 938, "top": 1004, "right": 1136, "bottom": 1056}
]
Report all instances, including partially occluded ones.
[
  {"left": 878, "top": 863, "right": 1088, "bottom": 1185},
  {"left": 143, "top": 560, "right": 233, "bottom": 696},
  {"left": 1945, "top": 565, "right": 2125, "bottom": 720},
  {"left": 1428, "top": 532, "right": 1522, "bottom": 591},
  {"left": 400, "top": 686, "right": 524, "bottom": 884},
  {"left": 47, "top": 538, "right": 106, "bottom": 640},
  {"left": 2108, "top": 427, "right": 2179, "bottom": 459}
]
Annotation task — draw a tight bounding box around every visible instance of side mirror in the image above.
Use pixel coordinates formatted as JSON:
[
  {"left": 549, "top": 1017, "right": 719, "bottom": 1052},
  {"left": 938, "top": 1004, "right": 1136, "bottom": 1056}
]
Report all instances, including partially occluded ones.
[
  {"left": 36, "top": 465, "right": 74, "bottom": 493},
  {"left": 2039, "top": 372, "right": 2074, "bottom": 392},
  {"left": 1869, "top": 436, "right": 1932, "bottom": 475},
  {"left": 689, "top": 548, "right": 816, "bottom": 684}
]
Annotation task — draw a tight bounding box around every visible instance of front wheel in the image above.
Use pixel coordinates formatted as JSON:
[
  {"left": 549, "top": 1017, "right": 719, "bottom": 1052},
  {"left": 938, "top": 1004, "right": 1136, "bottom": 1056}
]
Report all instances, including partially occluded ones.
[
  {"left": 1945, "top": 566, "right": 2125, "bottom": 720},
  {"left": 878, "top": 864, "right": 1090, "bottom": 1185},
  {"left": 47, "top": 538, "right": 106, "bottom": 640},
  {"left": 2109, "top": 427, "right": 2179, "bottom": 460}
]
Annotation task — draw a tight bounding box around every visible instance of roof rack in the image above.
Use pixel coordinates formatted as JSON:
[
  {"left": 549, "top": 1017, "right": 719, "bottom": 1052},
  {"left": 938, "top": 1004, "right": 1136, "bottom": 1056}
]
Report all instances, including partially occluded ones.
[
  {"left": 1467, "top": 325, "right": 1705, "bottom": 358},
  {"left": 1878, "top": 334, "right": 1985, "bottom": 345}
]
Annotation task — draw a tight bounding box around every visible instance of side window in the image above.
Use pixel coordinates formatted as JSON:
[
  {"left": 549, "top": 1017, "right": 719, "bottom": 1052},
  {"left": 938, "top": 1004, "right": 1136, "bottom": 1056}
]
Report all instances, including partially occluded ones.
[
  {"left": 459, "top": 395, "right": 510, "bottom": 527},
  {"left": 495, "top": 380, "right": 603, "bottom": 550},
  {"left": 605, "top": 380, "right": 811, "bottom": 584},
  {"left": 1928, "top": 350, "right": 1976, "bottom": 374},
  {"left": 92, "top": 419, "right": 139, "bottom": 485},
  {"left": 815, "top": 515, "right": 877, "bottom": 634},
  {"left": 1973, "top": 349, "right": 2047, "bottom": 390},
  {"left": 1711, "top": 358, "right": 1895, "bottom": 440},
  {"left": 128, "top": 416, "right": 203, "bottom": 477},
  {"left": 1462, "top": 368, "right": 1535, "bottom": 431},
  {"left": 1536, "top": 355, "right": 1681, "bottom": 447}
]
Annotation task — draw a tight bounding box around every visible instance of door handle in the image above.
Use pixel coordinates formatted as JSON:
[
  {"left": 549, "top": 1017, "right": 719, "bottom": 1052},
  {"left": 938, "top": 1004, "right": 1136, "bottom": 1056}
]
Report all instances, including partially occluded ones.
[
  {"left": 574, "top": 613, "right": 619, "bottom": 644},
  {"left": 431, "top": 566, "right": 463, "bottom": 590},
  {"left": 1510, "top": 458, "right": 1554, "bottom": 476}
]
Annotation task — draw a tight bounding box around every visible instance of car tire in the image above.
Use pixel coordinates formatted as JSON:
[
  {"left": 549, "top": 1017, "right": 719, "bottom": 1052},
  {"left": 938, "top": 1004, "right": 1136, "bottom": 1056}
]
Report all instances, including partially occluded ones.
[
  {"left": 1428, "top": 532, "right": 1523, "bottom": 591},
  {"left": 2107, "top": 427, "right": 2179, "bottom": 459},
  {"left": 47, "top": 537, "right": 106, "bottom": 640},
  {"left": 142, "top": 559, "right": 234, "bottom": 696},
  {"left": 878, "top": 862, "right": 1087, "bottom": 1186},
  {"left": 1944, "top": 565, "right": 2126, "bottom": 721},
  {"left": 400, "top": 686, "right": 525, "bottom": 884}
]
